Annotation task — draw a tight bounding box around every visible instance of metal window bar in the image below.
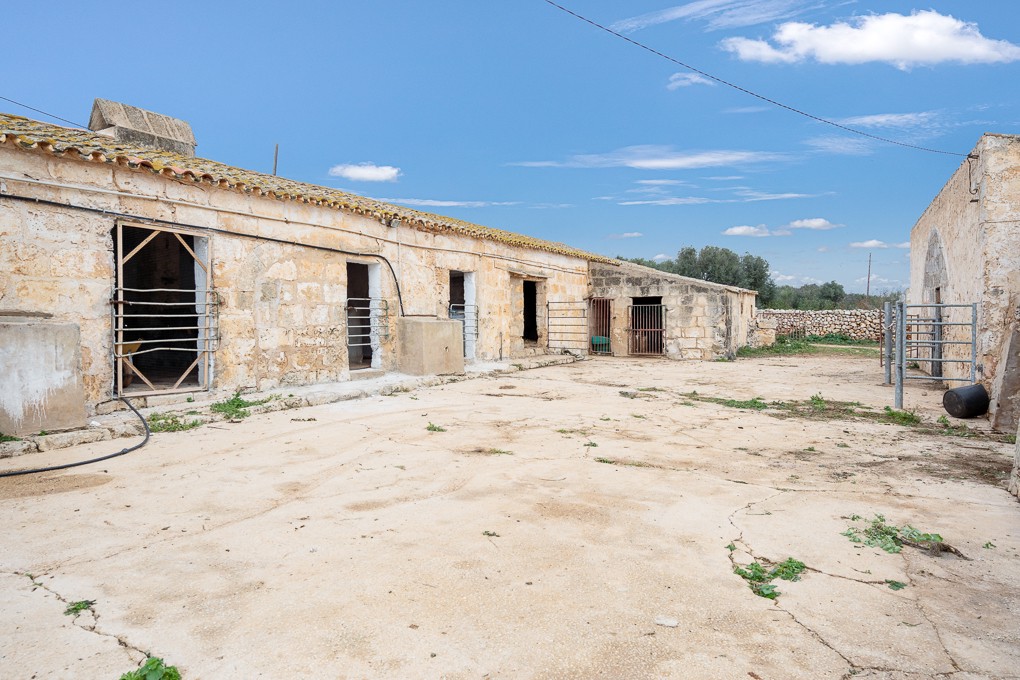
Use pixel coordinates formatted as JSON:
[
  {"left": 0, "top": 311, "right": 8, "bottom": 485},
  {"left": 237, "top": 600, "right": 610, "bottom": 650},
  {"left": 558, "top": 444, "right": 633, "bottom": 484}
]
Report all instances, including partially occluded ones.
[
  {"left": 627, "top": 304, "right": 667, "bottom": 356},
  {"left": 112, "top": 287, "right": 220, "bottom": 397},
  {"left": 450, "top": 303, "right": 479, "bottom": 357},
  {"left": 588, "top": 297, "right": 612, "bottom": 355},
  {"left": 891, "top": 302, "right": 977, "bottom": 408},
  {"left": 346, "top": 297, "right": 391, "bottom": 348},
  {"left": 547, "top": 301, "right": 589, "bottom": 353}
]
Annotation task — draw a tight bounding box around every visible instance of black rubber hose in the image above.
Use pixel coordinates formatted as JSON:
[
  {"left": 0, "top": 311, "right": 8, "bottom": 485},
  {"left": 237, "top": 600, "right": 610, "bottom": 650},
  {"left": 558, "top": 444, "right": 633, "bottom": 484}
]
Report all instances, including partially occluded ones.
[{"left": 0, "top": 397, "right": 150, "bottom": 478}]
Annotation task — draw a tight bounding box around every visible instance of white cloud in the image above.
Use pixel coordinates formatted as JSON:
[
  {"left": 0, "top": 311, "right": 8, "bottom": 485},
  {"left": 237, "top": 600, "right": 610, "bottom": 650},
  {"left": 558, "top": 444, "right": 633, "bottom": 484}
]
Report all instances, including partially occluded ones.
[
  {"left": 514, "top": 145, "right": 787, "bottom": 170},
  {"left": 817, "top": 246, "right": 829, "bottom": 252},
  {"left": 850, "top": 239, "right": 894, "bottom": 249},
  {"left": 652, "top": 253, "right": 671, "bottom": 262},
  {"left": 895, "top": 242, "right": 910, "bottom": 249},
  {"left": 668, "top": 72, "right": 715, "bottom": 89},
  {"left": 838, "top": 112, "right": 939, "bottom": 129},
  {"left": 636, "top": 179, "right": 688, "bottom": 186},
  {"left": 705, "top": 175, "right": 744, "bottom": 180},
  {"left": 376, "top": 197, "right": 519, "bottom": 208},
  {"left": 721, "top": 10, "right": 1020, "bottom": 69},
  {"left": 724, "top": 106, "right": 770, "bottom": 114},
  {"left": 618, "top": 186, "right": 814, "bottom": 206},
  {"left": 329, "top": 162, "right": 401, "bottom": 182},
  {"left": 772, "top": 271, "right": 799, "bottom": 282},
  {"left": 804, "top": 136, "right": 874, "bottom": 155},
  {"left": 611, "top": 0, "right": 816, "bottom": 33},
  {"left": 786, "top": 217, "right": 842, "bottom": 230},
  {"left": 619, "top": 197, "right": 716, "bottom": 206},
  {"left": 724, "top": 225, "right": 772, "bottom": 237},
  {"left": 607, "top": 232, "right": 644, "bottom": 239}
]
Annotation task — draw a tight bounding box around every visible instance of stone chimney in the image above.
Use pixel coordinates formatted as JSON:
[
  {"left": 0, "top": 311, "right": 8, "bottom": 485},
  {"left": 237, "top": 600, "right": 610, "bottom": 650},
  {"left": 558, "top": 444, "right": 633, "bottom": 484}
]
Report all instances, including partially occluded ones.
[{"left": 88, "top": 98, "right": 197, "bottom": 157}]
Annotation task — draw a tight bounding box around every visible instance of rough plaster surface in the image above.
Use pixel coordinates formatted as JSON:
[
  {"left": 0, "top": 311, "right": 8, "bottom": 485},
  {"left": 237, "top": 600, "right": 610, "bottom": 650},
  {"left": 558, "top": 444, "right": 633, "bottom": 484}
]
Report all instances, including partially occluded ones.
[{"left": 1, "top": 356, "right": 1016, "bottom": 679}]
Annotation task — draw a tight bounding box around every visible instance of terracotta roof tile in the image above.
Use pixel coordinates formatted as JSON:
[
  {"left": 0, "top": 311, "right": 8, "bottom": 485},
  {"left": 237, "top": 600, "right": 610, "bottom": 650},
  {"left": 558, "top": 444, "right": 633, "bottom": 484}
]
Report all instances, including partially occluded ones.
[{"left": 0, "top": 113, "right": 611, "bottom": 263}]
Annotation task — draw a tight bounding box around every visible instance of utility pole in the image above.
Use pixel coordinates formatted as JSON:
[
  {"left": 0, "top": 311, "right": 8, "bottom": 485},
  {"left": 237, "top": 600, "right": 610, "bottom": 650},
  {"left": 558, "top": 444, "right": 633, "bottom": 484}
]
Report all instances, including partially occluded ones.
[
  {"left": 866, "top": 252, "right": 872, "bottom": 297},
  {"left": 273, "top": 143, "right": 279, "bottom": 176}
]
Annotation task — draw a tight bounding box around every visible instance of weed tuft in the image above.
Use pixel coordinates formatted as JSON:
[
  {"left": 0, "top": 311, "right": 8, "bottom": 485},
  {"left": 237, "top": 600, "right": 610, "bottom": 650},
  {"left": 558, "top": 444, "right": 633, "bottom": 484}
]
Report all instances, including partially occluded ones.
[
  {"left": 842, "top": 514, "right": 943, "bottom": 554},
  {"left": 733, "top": 557, "right": 805, "bottom": 599},
  {"left": 882, "top": 406, "right": 921, "bottom": 426},
  {"left": 148, "top": 412, "right": 202, "bottom": 433},
  {"left": 426, "top": 422, "right": 446, "bottom": 432},
  {"left": 211, "top": 391, "right": 272, "bottom": 420},
  {"left": 64, "top": 600, "right": 95, "bottom": 616},
  {"left": 0, "top": 432, "right": 21, "bottom": 443},
  {"left": 119, "top": 657, "right": 181, "bottom": 680}
]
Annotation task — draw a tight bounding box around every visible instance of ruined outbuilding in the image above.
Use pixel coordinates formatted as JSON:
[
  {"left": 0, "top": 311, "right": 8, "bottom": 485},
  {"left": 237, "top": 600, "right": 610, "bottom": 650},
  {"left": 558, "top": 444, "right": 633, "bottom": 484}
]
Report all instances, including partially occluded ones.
[
  {"left": 909, "top": 133, "right": 1020, "bottom": 432},
  {"left": 0, "top": 102, "right": 756, "bottom": 435}
]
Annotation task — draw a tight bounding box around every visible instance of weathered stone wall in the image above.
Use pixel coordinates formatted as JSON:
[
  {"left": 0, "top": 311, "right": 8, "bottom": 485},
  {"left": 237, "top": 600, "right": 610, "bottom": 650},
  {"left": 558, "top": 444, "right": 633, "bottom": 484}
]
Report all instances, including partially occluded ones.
[
  {"left": 588, "top": 260, "right": 756, "bottom": 360},
  {"left": 755, "top": 309, "right": 883, "bottom": 341},
  {"left": 909, "top": 133, "right": 1020, "bottom": 430},
  {"left": 0, "top": 143, "right": 589, "bottom": 415}
]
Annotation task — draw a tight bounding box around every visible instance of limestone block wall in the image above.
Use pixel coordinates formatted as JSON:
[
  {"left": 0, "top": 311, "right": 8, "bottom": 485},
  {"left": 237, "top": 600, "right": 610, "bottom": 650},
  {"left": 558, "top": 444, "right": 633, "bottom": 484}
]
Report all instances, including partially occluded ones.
[
  {"left": 0, "top": 143, "right": 589, "bottom": 415},
  {"left": 589, "top": 260, "right": 755, "bottom": 360},
  {"left": 909, "top": 133, "right": 1020, "bottom": 429},
  {"left": 755, "top": 309, "right": 883, "bottom": 341}
]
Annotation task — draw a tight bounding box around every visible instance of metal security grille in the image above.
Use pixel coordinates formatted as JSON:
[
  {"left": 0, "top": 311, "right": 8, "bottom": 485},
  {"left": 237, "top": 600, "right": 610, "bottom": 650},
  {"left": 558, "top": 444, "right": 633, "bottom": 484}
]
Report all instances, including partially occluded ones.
[
  {"left": 450, "top": 303, "right": 478, "bottom": 357},
  {"left": 112, "top": 224, "right": 219, "bottom": 397},
  {"left": 589, "top": 298, "right": 612, "bottom": 355},
  {"left": 883, "top": 301, "right": 977, "bottom": 408},
  {"left": 547, "top": 301, "right": 588, "bottom": 353},
  {"left": 346, "top": 298, "right": 391, "bottom": 348},
  {"left": 627, "top": 304, "right": 666, "bottom": 355}
]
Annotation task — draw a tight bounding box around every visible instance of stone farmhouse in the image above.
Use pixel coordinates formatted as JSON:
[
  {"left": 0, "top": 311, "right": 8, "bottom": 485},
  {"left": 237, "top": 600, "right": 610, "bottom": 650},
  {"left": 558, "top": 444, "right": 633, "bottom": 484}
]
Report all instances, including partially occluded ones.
[
  {"left": 909, "top": 133, "right": 1020, "bottom": 432},
  {"left": 0, "top": 101, "right": 755, "bottom": 436}
]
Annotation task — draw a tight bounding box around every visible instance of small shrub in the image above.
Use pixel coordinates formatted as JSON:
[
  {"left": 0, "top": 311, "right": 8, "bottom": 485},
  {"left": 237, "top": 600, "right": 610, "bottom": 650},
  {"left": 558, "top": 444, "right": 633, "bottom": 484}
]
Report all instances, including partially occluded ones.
[
  {"left": 426, "top": 422, "right": 446, "bottom": 432},
  {"left": 809, "top": 393, "right": 826, "bottom": 411},
  {"left": 0, "top": 432, "right": 20, "bottom": 443}
]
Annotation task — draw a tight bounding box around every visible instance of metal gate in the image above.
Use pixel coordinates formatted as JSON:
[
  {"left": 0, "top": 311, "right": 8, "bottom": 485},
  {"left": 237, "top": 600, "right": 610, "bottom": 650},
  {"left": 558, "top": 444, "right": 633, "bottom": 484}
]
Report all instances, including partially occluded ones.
[
  {"left": 346, "top": 297, "right": 391, "bottom": 367},
  {"left": 547, "top": 301, "right": 588, "bottom": 353},
  {"left": 589, "top": 297, "right": 612, "bottom": 355},
  {"left": 627, "top": 304, "right": 666, "bottom": 356},
  {"left": 883, "top": 301, "right": 977, "bottom": 408},
  {"left": 450, "top": 303, "right": 478, "bottom": 357},
  {"left": 112, "top": 223, "right": 219, "bottom": 397}
]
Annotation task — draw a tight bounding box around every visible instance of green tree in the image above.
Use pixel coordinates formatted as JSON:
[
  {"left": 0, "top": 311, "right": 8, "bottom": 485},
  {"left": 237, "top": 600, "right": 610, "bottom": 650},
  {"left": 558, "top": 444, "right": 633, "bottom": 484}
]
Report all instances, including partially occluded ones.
[{"left": 619, "top": 245, "right": 776, "bottom": 305}]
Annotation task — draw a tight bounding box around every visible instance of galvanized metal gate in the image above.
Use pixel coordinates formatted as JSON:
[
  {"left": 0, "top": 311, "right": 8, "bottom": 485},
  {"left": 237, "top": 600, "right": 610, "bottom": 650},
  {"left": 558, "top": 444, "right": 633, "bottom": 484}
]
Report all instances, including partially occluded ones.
[
  {"left": 589, "top": 298, "right": 612, "bottom": 355},
  {"left": 112, "top": 223, "right": 219, "bottom": 397},
  {"left": 346, "top": 297, "right": 391, "bottom": 367},
  {"left": 627, "top": 304, "right": 666, "bottom": 356},
  {"left": 547, "top": 301, "right": 588, "bottom": 353},
  {"left": 883, "top": 301, "right": 977, "bottom": 408},
  {"left": 450, "top": 303, "right": 478, "bottom": 357}
]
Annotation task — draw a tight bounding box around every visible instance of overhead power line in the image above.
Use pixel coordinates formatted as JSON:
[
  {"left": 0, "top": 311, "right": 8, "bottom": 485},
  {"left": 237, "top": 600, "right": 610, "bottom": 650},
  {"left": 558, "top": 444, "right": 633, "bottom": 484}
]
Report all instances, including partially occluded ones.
[
  {"left": 542, "top": 0, "right": 969, "bottom": 158},
  {"left": 0, "top": 95, "right": 88, "bottom": 129}
]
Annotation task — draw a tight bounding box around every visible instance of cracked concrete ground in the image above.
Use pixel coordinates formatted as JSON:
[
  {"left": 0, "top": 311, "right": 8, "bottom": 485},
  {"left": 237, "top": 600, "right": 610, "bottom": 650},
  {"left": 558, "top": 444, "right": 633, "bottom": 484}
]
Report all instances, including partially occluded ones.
[{"left": 1, "top": 355, "right": 1018, "bottom": 679}]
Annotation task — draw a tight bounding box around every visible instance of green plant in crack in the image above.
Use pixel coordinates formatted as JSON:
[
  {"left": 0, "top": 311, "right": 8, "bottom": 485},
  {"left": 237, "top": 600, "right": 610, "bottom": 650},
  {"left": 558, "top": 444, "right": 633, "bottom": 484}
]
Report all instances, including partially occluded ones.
[
  {"left": 842, "top": 514, "right": 943, "bottom": 554},
  {"left": 426, "top": 422, "right": 446, "bottom": 432},
  {"left": 885, "top": 580, "right": 907, "bottom": 590},
  {"left": 809, "top": 393, "right": 826, "bottom": 411},
  {"left": 64, "top": 599, "right": 95, "bottom": 616},
  {"left": 211, "top": 391, "right": 272, "bottom": 419},
  {"left": 119, "top": 657, "right": 181, "bottom": 680},
  {"left": 0, "top": 432, "right": 21, "bottom": 443},
  {"left": 733, "top": 558, "right": 805, "bottom": 599}
]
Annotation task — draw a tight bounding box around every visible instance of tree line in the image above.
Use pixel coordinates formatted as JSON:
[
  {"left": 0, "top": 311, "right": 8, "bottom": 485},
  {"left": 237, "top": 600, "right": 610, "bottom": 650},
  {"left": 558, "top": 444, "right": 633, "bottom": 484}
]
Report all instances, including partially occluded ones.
[{"left": 620, "top": 246, "right": 900, "bottom": 310}]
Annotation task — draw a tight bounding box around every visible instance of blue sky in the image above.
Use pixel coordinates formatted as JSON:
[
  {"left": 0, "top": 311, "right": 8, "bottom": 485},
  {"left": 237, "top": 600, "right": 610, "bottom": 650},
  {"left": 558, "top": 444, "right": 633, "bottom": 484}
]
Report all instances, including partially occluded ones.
[{"left": 5, "top": 1, "right": 1020, "bottom": 293}]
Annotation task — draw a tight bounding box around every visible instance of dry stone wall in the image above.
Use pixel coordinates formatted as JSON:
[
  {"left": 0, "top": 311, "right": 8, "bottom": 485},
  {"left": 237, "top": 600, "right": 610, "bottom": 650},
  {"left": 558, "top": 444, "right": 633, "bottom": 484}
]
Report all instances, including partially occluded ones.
[{"left": 755, "top": 309, "right": 883, "bottom": 341}]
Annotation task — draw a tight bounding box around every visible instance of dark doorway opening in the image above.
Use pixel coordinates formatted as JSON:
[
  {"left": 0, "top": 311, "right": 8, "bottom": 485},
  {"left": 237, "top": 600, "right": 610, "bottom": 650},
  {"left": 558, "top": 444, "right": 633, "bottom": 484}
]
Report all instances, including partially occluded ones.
[
  {"left": 629, "top": 296, "right": 665, "bottom": 356},
  {"left": 523, "top": 280, "right": 538, "bottom": 342},
  {"left": 450, "top": 271, "right": 465, "bottom": 308},
  {"left": 347, "top": 262, "right": 373, "bottom": 370},
  {"left": 589, "top": 298, "right": 612, "bottom": 355}
]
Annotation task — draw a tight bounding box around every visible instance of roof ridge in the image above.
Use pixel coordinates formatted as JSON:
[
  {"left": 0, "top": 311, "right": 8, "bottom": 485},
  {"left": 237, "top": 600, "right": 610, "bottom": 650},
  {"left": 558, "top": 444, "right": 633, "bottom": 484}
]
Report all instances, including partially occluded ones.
[{"left": 0, "top": 112, "right": 612, "bottom": 264}]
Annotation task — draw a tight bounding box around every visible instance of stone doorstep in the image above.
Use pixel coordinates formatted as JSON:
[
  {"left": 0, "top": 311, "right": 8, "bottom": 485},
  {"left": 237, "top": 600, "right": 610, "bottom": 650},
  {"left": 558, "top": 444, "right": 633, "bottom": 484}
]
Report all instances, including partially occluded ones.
[{"left": 0, "top": 354, "right": 584, "bottom": 460}]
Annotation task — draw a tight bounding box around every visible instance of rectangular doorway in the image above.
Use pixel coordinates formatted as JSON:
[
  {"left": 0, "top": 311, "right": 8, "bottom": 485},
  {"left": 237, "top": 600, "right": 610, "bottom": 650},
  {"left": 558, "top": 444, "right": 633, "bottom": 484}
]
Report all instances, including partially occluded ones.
[
  {"left": 347, "top": 262, "right": 380, "bottom": 370},
  {"left": 113, "top": 223, "right": 217, "bottom": 396},
  {"left": 589, "top": 298, "right": 612, "bottom": 355},
  {"left": 449, "top": 270, "right": 477, "bottom": 359},
  {"left": 628, "top": 296, "right": 665, "bottom": 356},
  {"left": 523, "top": 280, "right": 539, "bottom": 343}
]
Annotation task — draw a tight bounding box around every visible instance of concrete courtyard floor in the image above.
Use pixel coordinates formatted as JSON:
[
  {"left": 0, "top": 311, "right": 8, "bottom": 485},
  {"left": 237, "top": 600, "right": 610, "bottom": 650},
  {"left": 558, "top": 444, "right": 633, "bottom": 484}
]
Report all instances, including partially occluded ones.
[{"left": 1, "top": 354, "right": 1018, "bottom": 679}]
